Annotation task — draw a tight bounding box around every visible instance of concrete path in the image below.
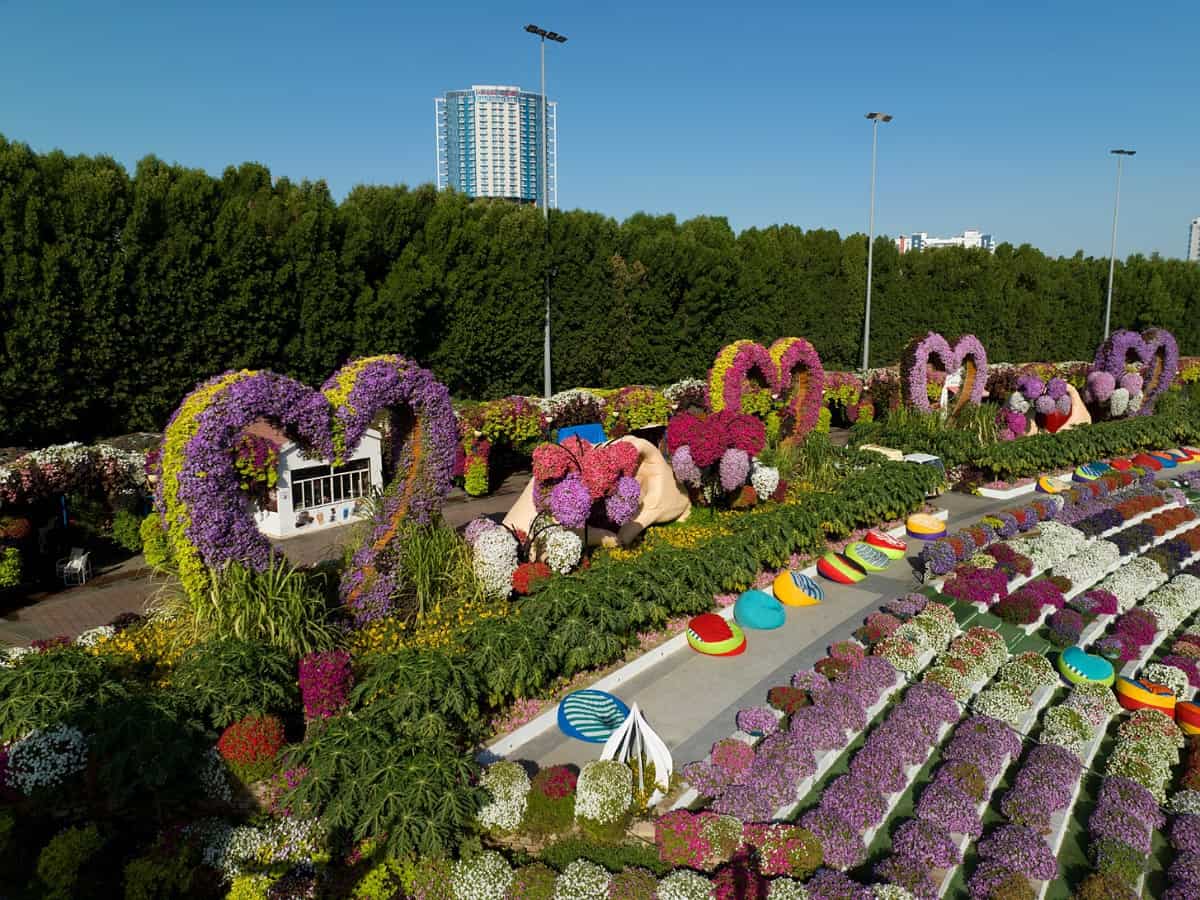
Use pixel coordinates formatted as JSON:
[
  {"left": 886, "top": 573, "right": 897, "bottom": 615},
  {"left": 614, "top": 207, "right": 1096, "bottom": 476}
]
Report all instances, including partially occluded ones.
[
  {"left": 503, "top": 490, "right": 1020, "bottom": 772},
  {"left": 0, "top": 473, "right": 531, "bottom": 647}
]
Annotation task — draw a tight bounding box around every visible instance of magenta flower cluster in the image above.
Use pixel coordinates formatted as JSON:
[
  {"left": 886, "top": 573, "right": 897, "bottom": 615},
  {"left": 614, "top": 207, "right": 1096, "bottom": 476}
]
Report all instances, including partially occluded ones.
[{"left": 298, "top": 650, "right": 353, "bottom": 721}]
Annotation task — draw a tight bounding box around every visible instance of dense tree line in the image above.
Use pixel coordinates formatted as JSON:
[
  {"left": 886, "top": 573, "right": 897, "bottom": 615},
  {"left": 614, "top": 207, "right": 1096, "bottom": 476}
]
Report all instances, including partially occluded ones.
[{"left": 2, "top": 134, "right": 1198, "bottom": 446}]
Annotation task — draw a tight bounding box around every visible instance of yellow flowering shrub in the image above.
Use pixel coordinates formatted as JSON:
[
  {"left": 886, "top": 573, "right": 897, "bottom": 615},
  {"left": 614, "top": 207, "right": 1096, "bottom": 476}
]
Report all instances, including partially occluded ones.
[
  {"left": 91, "top": 617, "right": 194, "bottom": 676},
  {"left": 350, "top": 596, "right": 511, "bottom": 657}
]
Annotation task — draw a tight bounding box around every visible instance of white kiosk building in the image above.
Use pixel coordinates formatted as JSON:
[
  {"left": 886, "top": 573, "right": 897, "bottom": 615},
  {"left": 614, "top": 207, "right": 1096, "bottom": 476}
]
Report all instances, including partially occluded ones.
[{"left": 245, "top": 422, "right": 383, "bottom": 539}]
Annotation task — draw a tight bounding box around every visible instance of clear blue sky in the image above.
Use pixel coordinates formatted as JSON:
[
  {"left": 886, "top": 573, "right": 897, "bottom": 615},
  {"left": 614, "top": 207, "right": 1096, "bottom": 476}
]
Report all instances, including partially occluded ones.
[{"left": 2, "top": 0, "right": 1197, "bottom": 259}]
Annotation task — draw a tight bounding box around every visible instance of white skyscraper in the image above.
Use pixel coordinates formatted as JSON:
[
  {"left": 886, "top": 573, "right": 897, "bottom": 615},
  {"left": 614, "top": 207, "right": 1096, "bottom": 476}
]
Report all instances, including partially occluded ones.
[
  {"left": 1189, "top": 217, "right": 1200, "bottom": 262},
  {"left": 435, "top": 85, "right": 557, "bottom": 207}
]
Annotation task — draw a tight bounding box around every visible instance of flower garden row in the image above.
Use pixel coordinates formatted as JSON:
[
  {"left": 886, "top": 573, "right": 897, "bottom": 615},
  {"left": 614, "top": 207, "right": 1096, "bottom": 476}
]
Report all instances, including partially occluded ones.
[{"left": 447, "top": 466, "right": 1200, "bottom": 898}]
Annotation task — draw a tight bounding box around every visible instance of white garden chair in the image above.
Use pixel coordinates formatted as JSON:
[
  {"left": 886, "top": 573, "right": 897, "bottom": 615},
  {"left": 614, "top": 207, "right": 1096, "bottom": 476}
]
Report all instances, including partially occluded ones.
[{"left": 55, "top": 548, "right": 92, "bottom": 586}]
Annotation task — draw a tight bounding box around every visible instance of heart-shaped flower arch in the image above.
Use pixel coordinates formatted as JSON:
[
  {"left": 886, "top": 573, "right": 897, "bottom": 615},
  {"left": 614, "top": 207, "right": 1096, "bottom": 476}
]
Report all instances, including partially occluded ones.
[
  {"left": 154, "top": 355, "right": 457, "bottom": 624},
  {"left": 1090, "top": 328, "right": 1179, "bottom": 414},
  {"left": 900, "top": 332, "right": 988, "bottom": 414},
  {"left": 707, "top": 337, "right": 826, "bottom": 437}
]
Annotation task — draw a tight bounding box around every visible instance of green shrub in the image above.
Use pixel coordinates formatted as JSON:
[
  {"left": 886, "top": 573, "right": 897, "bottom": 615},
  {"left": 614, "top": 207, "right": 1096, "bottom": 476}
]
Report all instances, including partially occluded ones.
[
  {"left": 227, "top": 873, "right": 276, "bottom": 900},
  {"left": 80, "top": 690, "right": 209, "bottom": 813},
  {"left": 0, "top": 646, "right": 120, "bottom": 741},
  {"left": 35, "top": 824, "right": 104, "bottom": 900},
  {"left": 0, "top": 546, "right": 21, "bottom": 587},
  {"left": 505, "top": 863, "right": 557, "bottom": 900},
  {"left": 607, "top": 868, "right": 660, "bottom": 899},
  {"left": 1072, "top": 872, "right": 1137, "bottom": 900},
  {"left": 351, "top": 859, "right": 404, "bottom": 900},
  {"left": 539, "top": 837, "right": 671, "bottom": 876},
  {"left": 110, "top": 509, "right": 145, "bottom": 553},
  {"left": 281, "top": 713, "right": 481, "bottom": 861},
  {"left": 140, "top": 515, "right": 173, "bottom": 569},
  {"left": 0, "top": 808, "right": 13, "bottom": 855},
  {"left": 123, "top": 846, "right": 196, "bottom": 900},
  {"left": 523, "top": 766, "right": 576, "bottom": 835},
  {"left": 169, "top": 638, "right": 298, "bottom": 728}
]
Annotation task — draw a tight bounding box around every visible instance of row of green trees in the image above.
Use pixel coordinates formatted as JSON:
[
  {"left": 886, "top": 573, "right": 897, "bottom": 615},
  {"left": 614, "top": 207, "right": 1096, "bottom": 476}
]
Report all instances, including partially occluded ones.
[{"left": 2, "top": 134, "right": 1198, "bottom": 446}]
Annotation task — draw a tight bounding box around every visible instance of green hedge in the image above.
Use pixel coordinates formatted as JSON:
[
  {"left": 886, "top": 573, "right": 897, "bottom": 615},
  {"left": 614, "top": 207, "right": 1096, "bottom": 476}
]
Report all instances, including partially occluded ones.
[
  {"left": 853, "top": 408, "right": 1200, "bottom": 479},
  {"left": 971, "top": 410, "right": 1200, "bottom": 478}
]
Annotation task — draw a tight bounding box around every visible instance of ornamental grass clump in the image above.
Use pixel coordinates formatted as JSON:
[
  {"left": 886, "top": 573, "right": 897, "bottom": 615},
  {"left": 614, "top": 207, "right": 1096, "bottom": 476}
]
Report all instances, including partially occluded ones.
[
  {"left": 477, "top": 760, "right": 531, "bottom": 833},
  {"left": 506, "top": 864, "right": 558, "bottom": 900}
]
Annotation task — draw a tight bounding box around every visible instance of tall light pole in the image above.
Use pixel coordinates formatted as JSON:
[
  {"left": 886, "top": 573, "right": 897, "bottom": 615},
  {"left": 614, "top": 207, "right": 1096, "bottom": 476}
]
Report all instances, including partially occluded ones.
[
  {"left": 861, "top": 112, "right": 892, "bottom": 373},
  {"left": 525, "top": 24, "right": 567, "bottom": 399},
  {"left": 1104, "top": 149, "right": 1135, "bottom": 339}
]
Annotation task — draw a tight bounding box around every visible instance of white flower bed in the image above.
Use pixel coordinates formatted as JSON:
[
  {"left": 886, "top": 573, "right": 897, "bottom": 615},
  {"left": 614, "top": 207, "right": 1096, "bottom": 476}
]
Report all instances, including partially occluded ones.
[
  {"left": 75, "top": 625, "right": 116, "bottom": 647},
  {"left": 1143, "top": 663, "right": 1189, "bottom": 698},
  {"left": 451, "top": 850, "right": 514, "bottom": 900},
  {"left": 1052, "top": 541, "right": 1120, "bottom": 586},
  {"left": 767, "top": 878, "right": 811, "bottom": 899},
  {"left": 1095, "top": 557, "right": 1168, "bottom": 612},
  {"left": 542, "top": 527, "right": 584, "bottom": 575},
  {"left": 657, "top": 870, "right": 714, "bottom": 900},
  {"left": 476, "top": 760, "right": 531, "bottom": 832},
  {"left": 1009, "top": 522, "right": 1087, "bottom": 572},
  {"left": 0, "top": 646, "right": 32, "bottom": 668},
  {"left": 1141, "top": 574, "right": 1200, "bottom": 630},
  {"left": 199, "top": 748, "right": 233, "bottom": 802},
  {"left": 5, "top": 724, "right": 88, "bottom": 794},
  {"left": 553, "top": 860, "right": 612, "bottom": 900},
  {"left": 575, "top": 760, "right": 632, "bottom": 825}
]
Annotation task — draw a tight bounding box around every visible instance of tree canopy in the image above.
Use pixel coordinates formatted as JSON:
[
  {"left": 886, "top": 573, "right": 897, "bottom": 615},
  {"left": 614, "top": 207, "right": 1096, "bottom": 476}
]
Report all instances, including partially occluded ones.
[{"left": 2, "top": 134, "right": 1197, "bottom": 446}]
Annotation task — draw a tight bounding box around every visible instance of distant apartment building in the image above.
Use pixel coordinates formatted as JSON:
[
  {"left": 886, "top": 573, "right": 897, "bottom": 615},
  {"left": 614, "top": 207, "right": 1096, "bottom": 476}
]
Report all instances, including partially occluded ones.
[
  {"left": 1189, "top": 217, "right": 1200, "bottom": 262},
  {"left": 435, "top": 85, "right": 557, "bottom": 207},
  {"left": 896, "top": 228, "right": 996, "bottom": 254}
]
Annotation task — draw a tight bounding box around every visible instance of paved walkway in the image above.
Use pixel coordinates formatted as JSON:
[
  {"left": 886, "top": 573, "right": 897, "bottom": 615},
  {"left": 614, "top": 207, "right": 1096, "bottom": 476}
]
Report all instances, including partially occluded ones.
[
  {"left": 500, "top": 490, "right": 1024, "bottom": 772},
  {"left": 0, "top": 473, "right": 531, "bottom": 647}
]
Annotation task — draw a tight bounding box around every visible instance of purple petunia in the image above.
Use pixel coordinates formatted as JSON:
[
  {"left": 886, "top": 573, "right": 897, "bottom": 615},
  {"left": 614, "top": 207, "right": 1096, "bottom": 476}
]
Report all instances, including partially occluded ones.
[
  {"left": 549, "top": 474, "right": 592, "bottom": 528},
  {"left": 805, "top": 868, "right": 873, "bottom": 900},
  {"left": 603, "top": 474, "right": 641, "bottom": 525},
  {"left": 915, "top": 778, "right": 983, "bottom": 837},
  {"left": 1171, "top": 816, "right": 1200, "bottom": 854},
  {"left": 819, "top": 775, "right": 888, "bottom": 830},
  {"left": 800, "top": 808, "right": 867, "bottom": 869},
  {"left": 976, "top": 824, "right": 1058, "bottom": 881},
  {"left": 892, "top": 818, "right": 962, "bottom": 868}
]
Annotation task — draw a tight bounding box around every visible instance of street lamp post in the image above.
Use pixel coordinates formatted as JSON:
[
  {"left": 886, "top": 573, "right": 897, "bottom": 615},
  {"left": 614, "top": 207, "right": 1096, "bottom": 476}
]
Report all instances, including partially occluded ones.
[
  {"left": 1104, "top": 149, "right": 1135, "bottom": 339},
  {"left": 525, "top": 24, "right": 567, "bottom": 399},
  {"left": 861, "top": 112, "right": 893, "bottom": 374}
]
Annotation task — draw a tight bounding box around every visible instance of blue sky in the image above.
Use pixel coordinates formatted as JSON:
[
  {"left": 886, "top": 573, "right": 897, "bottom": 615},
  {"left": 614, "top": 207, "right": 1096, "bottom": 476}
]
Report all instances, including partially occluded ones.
[{"left": 2, "top": 0, "right": 1197, "bottom": 258}]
